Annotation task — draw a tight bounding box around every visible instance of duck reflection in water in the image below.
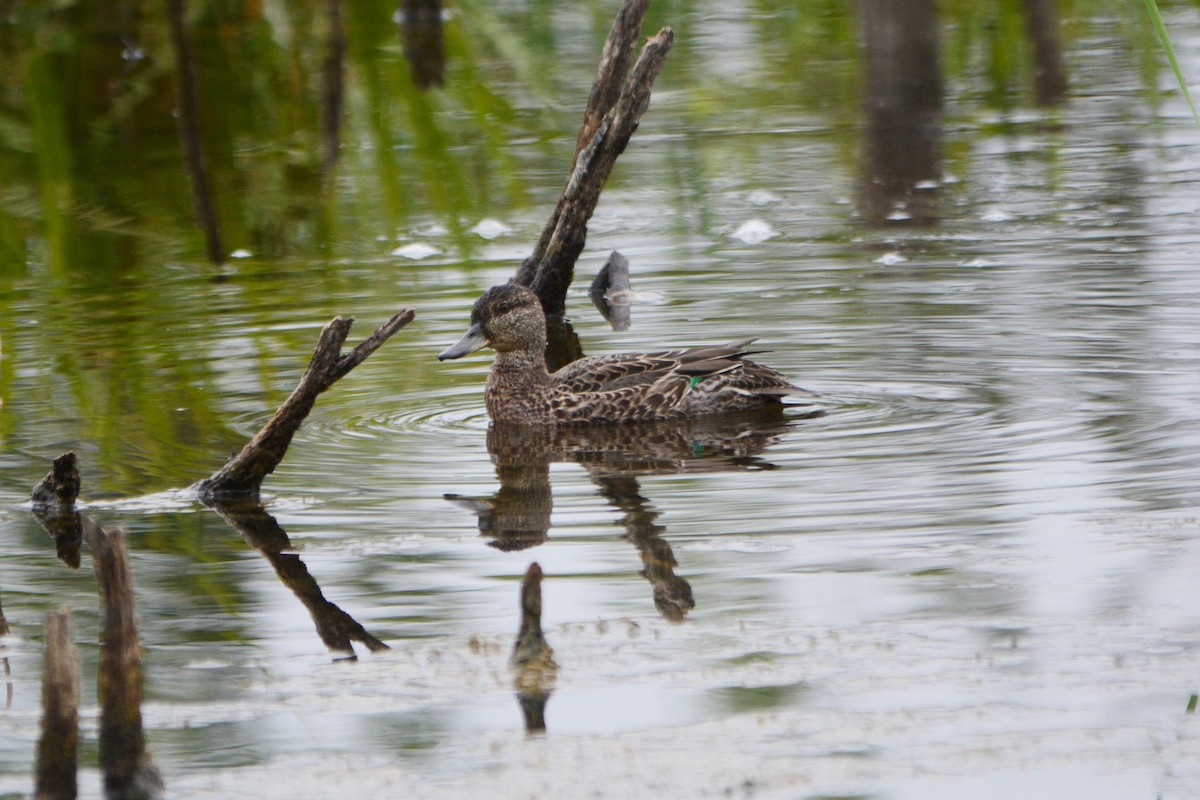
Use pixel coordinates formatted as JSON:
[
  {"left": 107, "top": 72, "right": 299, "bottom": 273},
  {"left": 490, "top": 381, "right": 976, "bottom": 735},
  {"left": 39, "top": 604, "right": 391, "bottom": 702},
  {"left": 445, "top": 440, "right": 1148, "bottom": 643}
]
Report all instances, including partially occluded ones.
[
  {"left": 446, "top": 408, "right": 815, "bottom": 621},
  {"left": 440, "top": 280, "right": 819, "bottom": 620}
]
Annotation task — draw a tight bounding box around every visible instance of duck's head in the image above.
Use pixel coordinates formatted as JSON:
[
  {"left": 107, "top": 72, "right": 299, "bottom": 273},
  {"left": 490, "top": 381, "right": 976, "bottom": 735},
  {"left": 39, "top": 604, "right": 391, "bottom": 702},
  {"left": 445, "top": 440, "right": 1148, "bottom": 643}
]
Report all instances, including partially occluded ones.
[{"left": 438, "top": 283, "right": 546, "bottom": 360}]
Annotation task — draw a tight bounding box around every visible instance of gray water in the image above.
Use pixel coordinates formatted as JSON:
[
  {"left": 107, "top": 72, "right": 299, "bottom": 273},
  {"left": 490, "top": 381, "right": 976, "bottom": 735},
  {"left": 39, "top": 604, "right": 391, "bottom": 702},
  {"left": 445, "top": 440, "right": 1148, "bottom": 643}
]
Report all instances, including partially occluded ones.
[{"left": 1, "top": 3, "right": 1199, "bottom": 798}]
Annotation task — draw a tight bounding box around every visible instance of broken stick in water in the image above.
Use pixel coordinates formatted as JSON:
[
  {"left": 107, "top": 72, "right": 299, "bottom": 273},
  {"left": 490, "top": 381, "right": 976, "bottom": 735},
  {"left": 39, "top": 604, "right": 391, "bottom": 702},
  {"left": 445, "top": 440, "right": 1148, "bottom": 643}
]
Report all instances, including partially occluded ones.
[
  {"left": 30, "top": 452, "right": 84, "bottom": 568},
  {"left": 195, "top": 309, "right": 414, "bottom": 501},
  {"left": 86, "top": 520, "right": 164, "bottom": 800},
  {"left": 512, "top": 0, "right": 673, "bottom": 319},
  {"left": 34, "top": 608, "right": 79, "bottom": 800}
]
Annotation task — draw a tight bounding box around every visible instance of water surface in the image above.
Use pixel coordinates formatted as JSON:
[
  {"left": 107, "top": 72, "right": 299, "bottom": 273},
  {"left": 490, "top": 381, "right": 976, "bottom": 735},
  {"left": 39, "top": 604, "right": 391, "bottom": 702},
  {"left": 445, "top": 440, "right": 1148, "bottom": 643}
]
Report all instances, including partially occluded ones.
[{"left": 1, "top": 2, "right": 1199, "bottom": 798}]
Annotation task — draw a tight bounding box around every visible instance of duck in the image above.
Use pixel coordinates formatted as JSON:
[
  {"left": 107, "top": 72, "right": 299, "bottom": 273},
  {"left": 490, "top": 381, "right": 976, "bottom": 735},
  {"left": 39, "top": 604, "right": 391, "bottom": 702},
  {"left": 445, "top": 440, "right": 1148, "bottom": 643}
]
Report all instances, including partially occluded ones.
[{"left": 437, "top": 282, "right": 812, "bottom": 425}]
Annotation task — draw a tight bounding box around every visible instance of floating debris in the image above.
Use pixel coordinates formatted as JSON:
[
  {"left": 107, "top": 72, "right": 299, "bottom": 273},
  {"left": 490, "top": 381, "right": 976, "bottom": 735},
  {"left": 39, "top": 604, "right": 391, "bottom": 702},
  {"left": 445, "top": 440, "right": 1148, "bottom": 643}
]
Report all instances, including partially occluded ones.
[
  {"left": 470, "top": 218, "right": 512, "bottom": 240},
  {"left": 391, "top": 242, "right": 441, "bottom": 260},
  {"left": 981, "top": 208, "right": 1015, "bottom": 222},
  {"left": 746, "top": 189, "right": 782, "bottom": 206},
  {"left": 731, "top": 219, "right": 779, "bottom": 244}
]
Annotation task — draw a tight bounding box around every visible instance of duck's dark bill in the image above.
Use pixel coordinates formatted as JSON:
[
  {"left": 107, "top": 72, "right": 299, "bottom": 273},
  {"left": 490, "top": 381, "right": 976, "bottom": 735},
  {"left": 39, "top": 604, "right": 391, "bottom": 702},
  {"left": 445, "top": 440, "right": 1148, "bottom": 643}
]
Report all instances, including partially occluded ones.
[{"left": 437, "top": 324, "right": 488, "bottom": 360}]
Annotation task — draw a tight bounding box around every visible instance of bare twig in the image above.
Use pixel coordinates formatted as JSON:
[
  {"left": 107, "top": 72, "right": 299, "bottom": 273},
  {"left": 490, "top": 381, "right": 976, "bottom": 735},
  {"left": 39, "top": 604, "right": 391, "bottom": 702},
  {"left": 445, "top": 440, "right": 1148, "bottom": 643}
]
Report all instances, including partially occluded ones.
[
  {"left": 573, "top": 0, "right": 652, "bottom": 170},
  {"left": 195, "top": 309, "right": 415, "bottom": 500}
]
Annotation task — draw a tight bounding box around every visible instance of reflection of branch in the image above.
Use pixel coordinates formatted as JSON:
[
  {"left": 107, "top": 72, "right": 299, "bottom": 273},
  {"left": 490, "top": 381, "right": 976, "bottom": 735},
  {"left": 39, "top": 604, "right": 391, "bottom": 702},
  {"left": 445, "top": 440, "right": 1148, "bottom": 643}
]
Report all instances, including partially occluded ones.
[
  {"left": 513, "top": 0, "right": 673, "bottom": 317},
  {"left": 35, "top": 609, "right": 79, "bottom": 800},
  {"left": 451, "top": 414, "right": 800, "bottom": 620},
  {"left": 207, "top": 499, "right": 389, "bottom": 657},
  {"left": 166, "top": 0, "right": 224, "bottom": 264},
  {"left": 400, "top": 0, "right": 445, "bottom": 89},
  {"left": 860, "top": 0, "right": 942, "bottom": 226},
  {"left": 320, "top": 0, "right": 347, "bottom": 178},
  {"left": 29, "top": 458, "right": 159, "bottom": 794},
  {"left": 1022, "top": 0, "right": 1068, "bottom": 106},
  {"left": 195, "top": 309, "right": 414, "bottom": 500},
  {"left": 86, "top": 520, "right": 164, "bottom": 799},
  {"left": 594, "top": 476, "right": 694, "bottom": 621},
  {"left": 512, "top": 563, "right": 555, "bottom": 733}
]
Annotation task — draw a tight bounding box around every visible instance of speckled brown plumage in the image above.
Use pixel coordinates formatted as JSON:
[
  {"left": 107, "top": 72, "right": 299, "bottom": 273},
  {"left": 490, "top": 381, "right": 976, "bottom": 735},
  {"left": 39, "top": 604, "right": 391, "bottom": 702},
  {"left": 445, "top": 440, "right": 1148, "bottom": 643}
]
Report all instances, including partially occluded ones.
[{"left": 438, "top": 283, "right": 811, "bottom": 425}]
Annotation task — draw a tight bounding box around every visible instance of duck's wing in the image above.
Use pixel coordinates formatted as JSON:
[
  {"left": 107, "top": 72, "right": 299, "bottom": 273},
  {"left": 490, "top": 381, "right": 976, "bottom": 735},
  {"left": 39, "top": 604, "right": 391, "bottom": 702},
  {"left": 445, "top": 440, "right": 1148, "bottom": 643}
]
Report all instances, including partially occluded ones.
[
  {"left": 546, "top": 339, "right": 806, "bottom": 422},
  {"left": 674, "top": 339, "right": 814, "bottom": 399},
  {"left": 553, "top": 339, "right": 760, "bottom": 394}
]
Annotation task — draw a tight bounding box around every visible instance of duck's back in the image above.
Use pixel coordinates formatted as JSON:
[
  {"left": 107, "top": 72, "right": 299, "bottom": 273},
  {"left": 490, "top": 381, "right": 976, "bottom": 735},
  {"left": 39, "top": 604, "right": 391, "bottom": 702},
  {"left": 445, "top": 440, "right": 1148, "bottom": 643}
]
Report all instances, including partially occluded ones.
[{"left": 540, "top": 339, "right": 808, "bottom": 424}]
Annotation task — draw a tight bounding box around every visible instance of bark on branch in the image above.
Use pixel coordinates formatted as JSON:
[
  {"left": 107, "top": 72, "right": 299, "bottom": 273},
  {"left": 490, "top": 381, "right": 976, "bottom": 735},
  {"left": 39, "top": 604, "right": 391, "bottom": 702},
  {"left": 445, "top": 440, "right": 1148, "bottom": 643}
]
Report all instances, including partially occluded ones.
[
  {"left": 195, "top": 309, "right": 415, "bottom": 501},
  {"left": 86, "top": 520, "right": 164, "bottom": 799},
  {"left": 513, "top": 0, "right": 673, "bottom": 318},
  {"left": 30, "top": 452, "right": 84, "bottom": 567},
  {"left": 35, "top": 609, "right": 79, "bottom": 800}
]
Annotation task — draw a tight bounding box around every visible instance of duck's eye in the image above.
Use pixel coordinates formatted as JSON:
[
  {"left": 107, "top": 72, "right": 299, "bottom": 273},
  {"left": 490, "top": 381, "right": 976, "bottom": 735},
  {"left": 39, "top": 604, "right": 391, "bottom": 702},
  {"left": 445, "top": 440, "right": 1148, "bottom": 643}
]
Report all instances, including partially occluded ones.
[{"left": 495, "top": 303, "right": 514, "bottom": 315}]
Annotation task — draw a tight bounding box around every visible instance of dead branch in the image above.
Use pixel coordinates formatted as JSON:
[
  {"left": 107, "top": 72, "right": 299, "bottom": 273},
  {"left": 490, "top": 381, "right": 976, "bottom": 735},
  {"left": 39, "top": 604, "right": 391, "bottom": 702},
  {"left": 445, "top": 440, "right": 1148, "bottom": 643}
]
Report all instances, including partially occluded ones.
[
  {"left": 35, "top": 609, "right": 79, "bottom": 800},
  {"left": 195, "top": 309, "right": 415, "bottom": 501},
  {"left": 30, "top": 452, "right": 84, "bottom": 568},
  {"left": 513, "top": 0, "right": 673, "bottom": 317},
  {"left": 86, "top": 520, "right": 164, "bottom": 800},
  {"left": 572, "top": 0, "right": 652, "bottom": 166},
  {"left": 30, "top": 452, "right": 80, "bottom": 507},
  {"left": 515, "top": 0, "right": 650, "bottom": 287}
]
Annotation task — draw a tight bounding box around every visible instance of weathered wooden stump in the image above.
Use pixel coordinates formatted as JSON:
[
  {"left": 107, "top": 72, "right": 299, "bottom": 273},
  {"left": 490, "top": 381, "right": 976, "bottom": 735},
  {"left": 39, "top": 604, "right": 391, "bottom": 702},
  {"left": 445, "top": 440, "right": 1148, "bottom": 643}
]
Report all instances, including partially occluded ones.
[
  {"left": 86, "top": 520, "right": 164, "bottom": 800},
  {"left": 30, "top": 452, "right": 84, "bottom": 568},
  {"left": 34, "top": 609, "right": 79, "bottom": 800}
]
